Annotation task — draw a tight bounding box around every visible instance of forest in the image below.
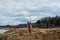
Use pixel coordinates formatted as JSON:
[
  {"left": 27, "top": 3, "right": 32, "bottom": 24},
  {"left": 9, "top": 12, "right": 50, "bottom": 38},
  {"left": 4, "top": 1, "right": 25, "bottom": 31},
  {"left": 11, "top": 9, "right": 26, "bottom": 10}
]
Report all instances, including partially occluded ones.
[{"left": 36, "top": 16, "right": 60, "bottom": 28}]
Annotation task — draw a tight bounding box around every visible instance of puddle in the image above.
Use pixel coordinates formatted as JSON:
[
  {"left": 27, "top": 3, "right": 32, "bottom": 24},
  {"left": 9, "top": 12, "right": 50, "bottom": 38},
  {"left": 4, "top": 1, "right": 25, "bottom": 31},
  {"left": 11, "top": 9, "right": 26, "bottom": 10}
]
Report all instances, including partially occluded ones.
[{"left": 0, "top": 29, "right": 9, "bottom": 34}]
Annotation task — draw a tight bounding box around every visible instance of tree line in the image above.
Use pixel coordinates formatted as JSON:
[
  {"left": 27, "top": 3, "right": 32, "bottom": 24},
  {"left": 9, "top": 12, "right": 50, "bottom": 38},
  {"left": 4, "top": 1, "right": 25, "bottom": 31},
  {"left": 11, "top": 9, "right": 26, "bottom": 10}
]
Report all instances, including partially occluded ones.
[
  {"left": 0, "top": 15, "right": 60, "bottom": 28},
  {"left": 36, "top": 16, "right": 60, "bottom": 28}
]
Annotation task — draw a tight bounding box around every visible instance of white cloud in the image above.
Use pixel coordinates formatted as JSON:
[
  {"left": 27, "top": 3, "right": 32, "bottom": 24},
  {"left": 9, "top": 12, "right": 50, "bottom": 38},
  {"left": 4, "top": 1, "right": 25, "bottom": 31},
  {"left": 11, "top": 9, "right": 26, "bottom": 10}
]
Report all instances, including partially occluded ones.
[{"left": 0, "top": 0, "right": 60, "bottom": 25}]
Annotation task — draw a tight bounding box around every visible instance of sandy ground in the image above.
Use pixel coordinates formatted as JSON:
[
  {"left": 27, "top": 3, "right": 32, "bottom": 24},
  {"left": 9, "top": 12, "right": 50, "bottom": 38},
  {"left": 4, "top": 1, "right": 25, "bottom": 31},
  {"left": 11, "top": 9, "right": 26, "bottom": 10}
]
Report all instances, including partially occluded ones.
[{"left": 0, "top": 28, "right": 60, "bottom": 40}]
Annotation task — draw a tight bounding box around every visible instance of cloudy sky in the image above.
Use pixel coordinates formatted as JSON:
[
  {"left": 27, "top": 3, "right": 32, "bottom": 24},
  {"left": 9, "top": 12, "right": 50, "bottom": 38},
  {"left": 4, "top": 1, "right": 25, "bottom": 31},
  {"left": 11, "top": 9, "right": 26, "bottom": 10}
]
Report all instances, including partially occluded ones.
[{"left": 0, "top": 0, "right": 60, "bottom": 25}]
